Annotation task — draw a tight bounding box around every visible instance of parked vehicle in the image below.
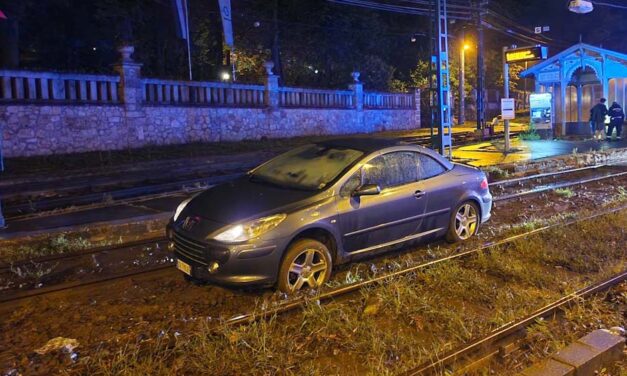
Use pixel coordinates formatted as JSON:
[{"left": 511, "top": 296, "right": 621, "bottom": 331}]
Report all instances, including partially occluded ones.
[{"left": 166, "top": 138, "right": 492, "bottom": 293}]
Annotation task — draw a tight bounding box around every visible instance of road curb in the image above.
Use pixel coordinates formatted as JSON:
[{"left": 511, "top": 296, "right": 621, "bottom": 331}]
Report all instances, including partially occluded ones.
[{"left": 519, "top": 329, "right": 625, "bottom": 376}]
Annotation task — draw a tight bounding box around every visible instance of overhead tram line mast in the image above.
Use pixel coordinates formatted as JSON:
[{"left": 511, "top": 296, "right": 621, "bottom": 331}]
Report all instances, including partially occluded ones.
[{"left": 430, "top": 0, "right": 453, "bottom": 158}]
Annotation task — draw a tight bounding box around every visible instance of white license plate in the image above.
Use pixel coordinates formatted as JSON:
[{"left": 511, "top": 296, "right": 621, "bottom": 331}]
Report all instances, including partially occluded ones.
[{"left": 177, "top": 259, "right": 192, "bottom": 276}]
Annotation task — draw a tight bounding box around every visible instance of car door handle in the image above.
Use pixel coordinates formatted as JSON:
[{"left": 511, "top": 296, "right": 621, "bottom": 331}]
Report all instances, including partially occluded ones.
[{"left": 413, "top": 190, "right": 425, "bottom": 199}]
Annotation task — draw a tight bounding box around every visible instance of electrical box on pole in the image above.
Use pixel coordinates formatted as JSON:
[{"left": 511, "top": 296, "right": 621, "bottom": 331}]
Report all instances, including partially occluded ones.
[{"left": 429, "top": 0, "right": 453, "bottom": 158}]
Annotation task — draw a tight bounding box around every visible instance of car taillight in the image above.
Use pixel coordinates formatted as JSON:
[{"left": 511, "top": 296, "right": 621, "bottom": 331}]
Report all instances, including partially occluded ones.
[{"left": 480, "top": 177, "right": 489, "bottom": 190}]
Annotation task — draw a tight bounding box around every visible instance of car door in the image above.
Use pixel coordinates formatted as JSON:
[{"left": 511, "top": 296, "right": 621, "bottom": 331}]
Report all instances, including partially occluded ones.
[
  {"left": 336, "top": 151, "right": 428, "bottom": 254},
  {"left": 414, "top": 153, "right": 459, "bottom": 232}
]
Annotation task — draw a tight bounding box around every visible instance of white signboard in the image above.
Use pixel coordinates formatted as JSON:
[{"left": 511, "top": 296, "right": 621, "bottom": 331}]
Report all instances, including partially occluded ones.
[{"left": 501, "top": 98, "right": 515, "bottom": 120}]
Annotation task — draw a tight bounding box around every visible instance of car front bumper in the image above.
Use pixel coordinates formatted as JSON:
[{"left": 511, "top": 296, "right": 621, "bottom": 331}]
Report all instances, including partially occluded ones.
[{"left": 167, "top": 223, "right": 289, "bottom": 287}]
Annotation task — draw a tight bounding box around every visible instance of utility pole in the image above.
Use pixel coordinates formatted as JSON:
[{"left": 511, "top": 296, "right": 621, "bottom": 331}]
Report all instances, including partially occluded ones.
[
  {"left": 459, "top": 31, "right": 466, "bottom": 125},
  {"left": 475, "top": 0, "right": 486, "bottom": 131},
  {"left": 502, "top": 46, "right": 510, "bottom": 152},
  {"left": 432, "top": 0, "right": 452, "bottom": 158}
]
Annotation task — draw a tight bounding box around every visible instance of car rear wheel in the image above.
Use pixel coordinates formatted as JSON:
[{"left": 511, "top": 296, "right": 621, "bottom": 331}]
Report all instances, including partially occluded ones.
[
  {"left": 446, "top": 201, "right": 480, "bottom": 242},
  {"left": 278, "top": 239, "right": 332, "bottom": 293}
]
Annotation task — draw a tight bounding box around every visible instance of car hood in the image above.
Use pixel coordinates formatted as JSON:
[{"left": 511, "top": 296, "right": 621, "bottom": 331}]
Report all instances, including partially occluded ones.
[{"left": 184, "top": 176, "right": 319, "bottom": 225}]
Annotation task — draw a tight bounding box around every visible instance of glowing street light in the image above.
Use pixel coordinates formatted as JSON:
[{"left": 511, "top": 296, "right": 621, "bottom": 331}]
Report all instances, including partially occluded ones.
[
  {"left": 221, "top": 72, "right": 231, "bottom": 81},
  {"left": 459, "top": 41, "right": 471, "bottom": 125},
  {"left": 568, "top": 0, "right": 593, "bottom": 13}
]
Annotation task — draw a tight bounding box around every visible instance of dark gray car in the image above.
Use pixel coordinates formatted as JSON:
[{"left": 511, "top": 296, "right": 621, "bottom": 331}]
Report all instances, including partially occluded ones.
[{"left": 166, "top": 138, "right": 492, "bottom": 293}]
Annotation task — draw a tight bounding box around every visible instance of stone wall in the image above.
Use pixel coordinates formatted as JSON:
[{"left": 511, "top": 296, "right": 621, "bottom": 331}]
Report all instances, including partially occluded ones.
[
  {"left": 0, "top": 104, "right": 417, "bottom": 157},
  {"left": 0, "top": 47, "right": 420, "bottom": 158}
]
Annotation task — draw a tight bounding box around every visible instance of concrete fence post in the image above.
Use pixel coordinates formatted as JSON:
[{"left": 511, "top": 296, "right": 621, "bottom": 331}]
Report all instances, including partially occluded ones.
[
  {"left": 349, "top": 71, "right": 363, "bottom": 110},
  {"left": 412, "top": 87, "right": 421, "bottom": 128},
  {"left": 113, "top": 45, "right": 146, "bottom": 145},
  {"left": 263, "top": 61, "right": 279, "bottom": 109},
  {"left": 113, "top": 46, "right": 143, "bottom": 110}
]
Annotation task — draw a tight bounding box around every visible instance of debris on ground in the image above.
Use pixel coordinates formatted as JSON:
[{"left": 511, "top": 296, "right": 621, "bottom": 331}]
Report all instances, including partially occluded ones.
[{"left": 34, "top": 337, "right": 79, "bottom": 355}]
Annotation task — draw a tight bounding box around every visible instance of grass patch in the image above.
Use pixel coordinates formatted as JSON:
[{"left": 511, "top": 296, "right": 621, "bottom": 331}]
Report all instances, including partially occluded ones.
[
  {"left": 554, "top": 187, "right": 575, "bottom": 198},
  {"left": 482, "top": 165, "right": 510, "bottom": 180},
  {"left": 68, "top": 211, "right": 626, "bottom": 375},
  {"left": 519, "top": 127, "right": 542, "bottom": 141},
  {"left": 0, "top": 234, "right": 118, "bottom": 263}
]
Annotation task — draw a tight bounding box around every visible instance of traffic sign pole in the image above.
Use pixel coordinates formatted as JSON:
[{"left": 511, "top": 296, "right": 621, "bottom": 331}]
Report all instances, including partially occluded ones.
[{"left": 503, "top": 46, "right": 510, "bottom": 153}]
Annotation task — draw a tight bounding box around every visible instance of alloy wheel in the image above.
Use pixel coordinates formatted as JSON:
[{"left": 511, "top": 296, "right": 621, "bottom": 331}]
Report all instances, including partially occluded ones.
[
  {"left": 455, "top": 203, "right": 478, "bottom": 240},
  {"left": 286, "top": 248, "right": 328, "bottom": 292}
]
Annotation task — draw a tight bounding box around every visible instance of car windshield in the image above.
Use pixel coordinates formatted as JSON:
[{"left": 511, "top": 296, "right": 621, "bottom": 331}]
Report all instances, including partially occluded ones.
[{"left": 251, "top": 144, "right": 364, "bottom": 190}]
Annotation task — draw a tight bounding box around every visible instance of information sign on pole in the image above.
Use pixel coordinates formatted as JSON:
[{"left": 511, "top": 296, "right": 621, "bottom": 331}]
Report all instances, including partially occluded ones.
[
  {"left": 505, "top": 46, "right": 548, "bottom": 64},
  {"left": 501, "top": 98, "right": 515, "bottom": 120}
]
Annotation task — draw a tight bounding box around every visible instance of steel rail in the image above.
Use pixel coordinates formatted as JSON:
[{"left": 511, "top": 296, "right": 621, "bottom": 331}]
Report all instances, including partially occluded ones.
[
  {"left": 0, "top": 237, "right": 168, "bottom": 271},
  {"left": 3, "top": 162, "right": 617, "bottom": 267},
  {"left": 211, "top": 204, "right": 627, "bottom": 328},
  {"left": 488, "top": 163, "right": 617, "bottom": 187},
  {"left": 5, "top": 172, "right": 242, "bottom": 220},
  {"left": 0, "top": 263, "right": 175, "bottom": 304},
  {"left": 4, "top": 204, "right": 621, "bottom": 375},
  {"left": 403, "top": 270, "right": 627, "bottom": 375},
  {"left": 494, "top": 170, "right": 627, "bottom": 202},
  {"left": 5, "top": 153, "right": 604, "bottom": 221},
  {"left": 1, "top": 204, "right": 623, "bottom": 335},
  {"left": 1, "top": 170, "right": 624, "bottom": 298},
  {"left": 3, "top": 131, "right": 520, "bottom": 220}
]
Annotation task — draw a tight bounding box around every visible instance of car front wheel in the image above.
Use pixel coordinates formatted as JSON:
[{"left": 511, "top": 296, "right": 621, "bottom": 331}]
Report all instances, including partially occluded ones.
[
  {"left": 278, "top": 239, "right": 332, "bottom": 293},
  {"left": 446, "top": 201, "right": 480, "bottom": 242}
]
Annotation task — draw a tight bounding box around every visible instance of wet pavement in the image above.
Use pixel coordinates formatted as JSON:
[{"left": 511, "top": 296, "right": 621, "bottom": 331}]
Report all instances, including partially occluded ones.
[{"left": 454, "top": 137, "right": 627, "bottom": 166}]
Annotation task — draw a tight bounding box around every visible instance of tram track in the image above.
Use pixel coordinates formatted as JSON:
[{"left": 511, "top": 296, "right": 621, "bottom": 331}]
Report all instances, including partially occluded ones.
[
  {"left": 2, "top": 132, "right": 521, "bottom": 220},
  {"left": 403, "top": 271, "right": 627, "bottom": 375},
  {"left": 4, "top": 153, "right": 620, "bottom": 226},
  {"left": 0, "top": 167, "right": 624, "bottom": 303},
  {"left": 1, "top": 194, "right": 624, "bottom": 326},
  {"left": 2, "top": 202, "right": 622, "bottom": 376}
]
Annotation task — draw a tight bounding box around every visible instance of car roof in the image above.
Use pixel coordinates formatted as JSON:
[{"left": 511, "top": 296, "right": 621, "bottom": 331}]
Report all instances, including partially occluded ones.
[{"left": 316, "top": 137, "right": 453, "bottom": 170}]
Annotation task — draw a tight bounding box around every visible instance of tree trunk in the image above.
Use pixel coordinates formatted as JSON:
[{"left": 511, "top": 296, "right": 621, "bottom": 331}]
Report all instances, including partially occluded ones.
[{"left": 208, "top": 0, "right": 223, "bottom": 74}]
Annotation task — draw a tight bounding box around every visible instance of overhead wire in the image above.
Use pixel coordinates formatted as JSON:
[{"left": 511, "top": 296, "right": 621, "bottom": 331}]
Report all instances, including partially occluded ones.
[
  {"left": 328, "top": 0, "right": 473, "bottom": 19},
  {"left": 594, "top": 1, "right": 627, "bottom": 10}
]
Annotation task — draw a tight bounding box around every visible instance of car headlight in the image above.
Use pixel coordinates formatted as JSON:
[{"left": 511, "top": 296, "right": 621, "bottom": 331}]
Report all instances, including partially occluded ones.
[
  {"left": 213, "top": 214, "right": 287, "bottom": 243},
  {"left": 173, "top": 197, "right": 192, "bottom": 222}
]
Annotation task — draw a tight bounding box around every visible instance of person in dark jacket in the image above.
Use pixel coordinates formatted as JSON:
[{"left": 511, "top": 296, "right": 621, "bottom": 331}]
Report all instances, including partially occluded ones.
[
  {"left": 590, "top": 98, "right": 608, "bottom": 140},
  {"left": 607, "top": 101, "right": 624, "bottom": 140}
]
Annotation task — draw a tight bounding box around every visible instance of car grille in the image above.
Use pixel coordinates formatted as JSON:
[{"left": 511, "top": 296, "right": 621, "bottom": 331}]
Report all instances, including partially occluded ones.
[{"left": 173, "top": 231, "right": 207, "bottom": 265}]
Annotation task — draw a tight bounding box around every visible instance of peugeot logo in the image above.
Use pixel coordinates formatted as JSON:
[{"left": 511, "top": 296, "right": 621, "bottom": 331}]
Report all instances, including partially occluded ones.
[{"left": 181, "top": 216, "right": 200, "bottom": 231}]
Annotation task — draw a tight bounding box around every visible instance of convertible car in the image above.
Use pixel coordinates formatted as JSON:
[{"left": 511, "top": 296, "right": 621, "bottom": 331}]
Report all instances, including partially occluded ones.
[{"left": 167, "top": 138, "right": 492, "bottom": 293}]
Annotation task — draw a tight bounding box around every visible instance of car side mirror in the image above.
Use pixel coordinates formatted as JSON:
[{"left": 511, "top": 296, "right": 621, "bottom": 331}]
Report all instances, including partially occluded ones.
[{"left": 352, "top": 184, "right": 381, "bottom": 196}]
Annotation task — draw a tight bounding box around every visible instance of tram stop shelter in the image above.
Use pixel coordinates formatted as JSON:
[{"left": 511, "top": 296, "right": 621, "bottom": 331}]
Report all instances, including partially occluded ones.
[{"left": 520, "top": 43, "right": 627, "bottom": 136}]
